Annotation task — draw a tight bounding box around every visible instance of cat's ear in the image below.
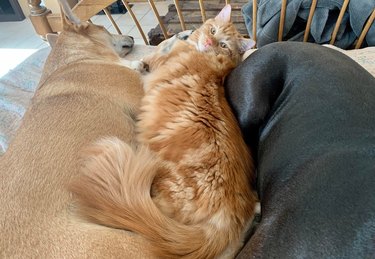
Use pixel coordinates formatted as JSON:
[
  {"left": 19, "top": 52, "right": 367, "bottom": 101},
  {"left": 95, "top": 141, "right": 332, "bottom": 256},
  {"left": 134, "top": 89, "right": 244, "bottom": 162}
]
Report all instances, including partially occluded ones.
[
  {"left": 215, "top": 4, "right": 231, "bottom": 23},
  {"left": 239, "top": 38, "right": 256, "bottom": 53}
]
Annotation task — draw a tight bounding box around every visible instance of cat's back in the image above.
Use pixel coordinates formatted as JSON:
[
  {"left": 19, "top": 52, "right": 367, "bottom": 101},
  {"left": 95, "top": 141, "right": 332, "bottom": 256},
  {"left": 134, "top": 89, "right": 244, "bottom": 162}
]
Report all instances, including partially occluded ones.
[
  {"left": 140, "top": 41, "right": 248, "bottom": 165},
  {"left": 139, "top": 36, "right": 255, "bottom": 227}
]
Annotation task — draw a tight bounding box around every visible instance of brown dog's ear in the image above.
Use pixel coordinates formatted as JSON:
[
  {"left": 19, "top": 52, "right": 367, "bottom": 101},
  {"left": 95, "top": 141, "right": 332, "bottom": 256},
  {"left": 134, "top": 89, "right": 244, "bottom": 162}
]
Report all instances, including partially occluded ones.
[
  {"left": 58, "top": 0, "right": 81, "bottom": 30},
  {"left": 46, "top": 33, "right": 59, "bottom": 48}
]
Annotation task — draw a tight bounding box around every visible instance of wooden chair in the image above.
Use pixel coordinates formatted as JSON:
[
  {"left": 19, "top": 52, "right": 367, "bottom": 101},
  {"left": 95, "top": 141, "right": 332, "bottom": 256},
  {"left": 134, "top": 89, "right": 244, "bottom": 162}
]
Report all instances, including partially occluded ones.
[{"left": 28, "top": 0, "right": 375, "bottom": 48}]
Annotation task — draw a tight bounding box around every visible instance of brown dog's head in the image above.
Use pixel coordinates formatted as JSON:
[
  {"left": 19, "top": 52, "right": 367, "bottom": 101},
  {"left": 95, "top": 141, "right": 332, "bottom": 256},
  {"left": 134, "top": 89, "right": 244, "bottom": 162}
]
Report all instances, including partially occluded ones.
[{"left": 57, "top": 0, "right": 134, "bottom": 57}]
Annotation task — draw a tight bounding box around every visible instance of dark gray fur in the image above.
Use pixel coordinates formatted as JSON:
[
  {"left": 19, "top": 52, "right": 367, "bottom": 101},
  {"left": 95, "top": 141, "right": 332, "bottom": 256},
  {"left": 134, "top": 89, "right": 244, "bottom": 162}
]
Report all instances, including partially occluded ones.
[{"left": 225, "top": 42, "right": 375, "bottom": 258}]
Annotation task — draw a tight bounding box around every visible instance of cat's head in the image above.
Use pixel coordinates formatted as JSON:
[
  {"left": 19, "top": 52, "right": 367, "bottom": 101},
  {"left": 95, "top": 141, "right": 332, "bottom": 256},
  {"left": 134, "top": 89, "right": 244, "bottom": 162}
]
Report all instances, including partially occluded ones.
[{"left": 188, "top": 5, "right": 255, "bottom": 64}]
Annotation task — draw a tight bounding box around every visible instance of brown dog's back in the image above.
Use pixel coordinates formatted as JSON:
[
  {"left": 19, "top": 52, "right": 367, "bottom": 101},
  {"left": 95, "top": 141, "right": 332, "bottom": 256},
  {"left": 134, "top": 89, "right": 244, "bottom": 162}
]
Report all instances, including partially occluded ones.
[
  {"left": 0, "top": 6, "right": 151, "bottom": 257},
  {"left": 0, "top": 62, "right": 151, "bottom": 258}
]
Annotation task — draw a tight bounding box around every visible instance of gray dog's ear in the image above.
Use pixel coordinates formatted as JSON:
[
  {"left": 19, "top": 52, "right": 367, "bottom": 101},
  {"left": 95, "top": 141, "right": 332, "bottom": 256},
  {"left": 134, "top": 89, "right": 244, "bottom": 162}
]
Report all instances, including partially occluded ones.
[{"left": 46, "top": 33, "right": 59, "bottom": 48}]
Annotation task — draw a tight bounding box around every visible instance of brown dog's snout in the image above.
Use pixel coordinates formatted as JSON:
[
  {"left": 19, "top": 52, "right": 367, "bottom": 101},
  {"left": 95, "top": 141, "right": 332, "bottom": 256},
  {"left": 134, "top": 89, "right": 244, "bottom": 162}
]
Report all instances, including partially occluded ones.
[{"left": 122, "top": 36, "right": 134, "bottom": 49}]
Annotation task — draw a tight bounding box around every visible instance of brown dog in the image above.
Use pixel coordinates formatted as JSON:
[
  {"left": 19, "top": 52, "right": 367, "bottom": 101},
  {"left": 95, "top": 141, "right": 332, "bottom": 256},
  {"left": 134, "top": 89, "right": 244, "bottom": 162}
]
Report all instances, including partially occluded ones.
[{"left": 0, "top": 1, "right": 151, "bottom": 258}]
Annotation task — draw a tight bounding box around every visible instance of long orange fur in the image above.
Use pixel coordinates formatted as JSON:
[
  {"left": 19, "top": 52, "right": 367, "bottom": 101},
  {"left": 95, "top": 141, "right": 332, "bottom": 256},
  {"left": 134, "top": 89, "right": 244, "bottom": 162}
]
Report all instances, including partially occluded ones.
[{"left": 70, "top": 5, "right": 257, "bottom": 259}]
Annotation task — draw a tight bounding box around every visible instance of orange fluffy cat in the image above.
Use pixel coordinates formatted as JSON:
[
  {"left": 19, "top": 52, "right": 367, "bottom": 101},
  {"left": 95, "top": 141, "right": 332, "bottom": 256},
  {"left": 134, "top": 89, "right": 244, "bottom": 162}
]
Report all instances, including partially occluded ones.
[{"left": 70, "top": 5, "right": 257, "bottom": 259}]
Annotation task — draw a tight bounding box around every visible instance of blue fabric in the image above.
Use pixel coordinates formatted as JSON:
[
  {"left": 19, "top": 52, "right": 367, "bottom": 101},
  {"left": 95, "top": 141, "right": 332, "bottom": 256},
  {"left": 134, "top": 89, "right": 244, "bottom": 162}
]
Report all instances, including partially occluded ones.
[
  {"left": 0, "top": 47, "right": 50, "bottom": 155},
  {"left": 242, "top": 0, "right": 375, "bottom": 49}
]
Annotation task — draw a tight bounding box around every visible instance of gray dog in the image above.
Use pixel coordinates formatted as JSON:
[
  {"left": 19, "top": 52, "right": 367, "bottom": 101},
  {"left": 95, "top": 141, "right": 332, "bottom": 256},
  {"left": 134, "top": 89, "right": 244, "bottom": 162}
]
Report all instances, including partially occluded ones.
[{"left": 225, "top": 42, "right": 375, "bottom": 258}]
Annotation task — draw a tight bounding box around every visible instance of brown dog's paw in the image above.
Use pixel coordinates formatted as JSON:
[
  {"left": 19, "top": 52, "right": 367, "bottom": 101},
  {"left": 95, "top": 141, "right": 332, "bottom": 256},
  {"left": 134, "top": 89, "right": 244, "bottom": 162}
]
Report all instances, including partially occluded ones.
[
  {"left": 130, "top": 60, "right": 149, "bottom": 73},
  {"left": 119, "top": 59, "right": 148, "bottom": 73}
]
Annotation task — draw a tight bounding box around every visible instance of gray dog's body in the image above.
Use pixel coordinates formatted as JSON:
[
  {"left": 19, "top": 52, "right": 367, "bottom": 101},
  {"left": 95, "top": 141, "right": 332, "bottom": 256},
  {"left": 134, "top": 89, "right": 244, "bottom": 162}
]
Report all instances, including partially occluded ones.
[{"left": 225, "top": 42, "right": 375, "bottom": 258}]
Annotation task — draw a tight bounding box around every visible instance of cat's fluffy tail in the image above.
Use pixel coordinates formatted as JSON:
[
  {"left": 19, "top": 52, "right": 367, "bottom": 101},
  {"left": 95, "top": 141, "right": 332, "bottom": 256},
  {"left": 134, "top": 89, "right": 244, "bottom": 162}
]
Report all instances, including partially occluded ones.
[{"left": 70, "top": 137, "right": 229, "bottom": 259}]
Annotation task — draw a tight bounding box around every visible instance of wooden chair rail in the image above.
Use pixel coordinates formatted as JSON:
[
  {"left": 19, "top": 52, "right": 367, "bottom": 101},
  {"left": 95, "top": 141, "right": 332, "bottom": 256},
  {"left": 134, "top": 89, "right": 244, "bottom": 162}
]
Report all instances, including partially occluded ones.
[{"left": 28, "top": 0, "right": 374, "bottom": 48}]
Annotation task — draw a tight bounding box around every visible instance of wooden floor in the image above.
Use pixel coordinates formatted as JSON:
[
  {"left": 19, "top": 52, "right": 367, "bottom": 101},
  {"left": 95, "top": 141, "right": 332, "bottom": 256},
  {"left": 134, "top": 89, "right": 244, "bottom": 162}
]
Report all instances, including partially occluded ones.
[{"left": 148, "top": 0, "right": 249, "bottom": 45}]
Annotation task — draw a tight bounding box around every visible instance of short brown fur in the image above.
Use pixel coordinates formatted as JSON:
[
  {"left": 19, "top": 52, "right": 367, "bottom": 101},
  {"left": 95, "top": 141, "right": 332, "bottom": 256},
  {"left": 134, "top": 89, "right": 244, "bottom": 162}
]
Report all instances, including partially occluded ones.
[{"left": 0, "top": 1, "right": 151, "bottom": 257}]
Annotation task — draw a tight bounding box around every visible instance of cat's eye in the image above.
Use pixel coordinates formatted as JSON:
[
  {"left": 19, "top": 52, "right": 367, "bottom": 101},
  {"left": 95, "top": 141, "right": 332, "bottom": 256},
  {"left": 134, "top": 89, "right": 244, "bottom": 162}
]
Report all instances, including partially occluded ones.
[
  {"left": 220, "top": 42, "right": 228, "bottom": 48},
  {"left": 210, "top": 27, "right": 216, "bottom": 35}
]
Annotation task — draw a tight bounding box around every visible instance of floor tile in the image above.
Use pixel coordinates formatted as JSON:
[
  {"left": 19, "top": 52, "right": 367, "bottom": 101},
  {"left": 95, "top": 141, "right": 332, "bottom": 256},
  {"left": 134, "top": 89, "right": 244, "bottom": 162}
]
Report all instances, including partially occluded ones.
[
  {"left": 131, "top": 3, "right": 152, "bottom": 15},
  {"left": 154, "top": 0, "right": 173, "bottom": 16},
  {"left": 107, "top": 24, "right": 135, "bottom": 35},
  {"left": 90, "top": 15, "right": 113, "bottom": 28},
  {"left": 13, "top": 34, "right": 45, "bottom": 49},
  {"left": 0, "top": 19, "right": 40, "bottom": 49},
  {"left": 129, "top": 25, "right": 155, "bottom": 39},
  {"left": 114, "top": 12, "right": 138, "bottom": 27},
  {"left": 138, "top": 11, "right": 159, "bottom": 27}
]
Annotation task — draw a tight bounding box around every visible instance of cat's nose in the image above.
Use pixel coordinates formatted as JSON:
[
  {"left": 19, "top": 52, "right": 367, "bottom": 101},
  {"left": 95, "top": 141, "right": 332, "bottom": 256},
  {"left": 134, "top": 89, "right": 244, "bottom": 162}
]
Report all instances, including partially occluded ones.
[{"left": 204, "top": 38, "right": 213, "bottom": 47}]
